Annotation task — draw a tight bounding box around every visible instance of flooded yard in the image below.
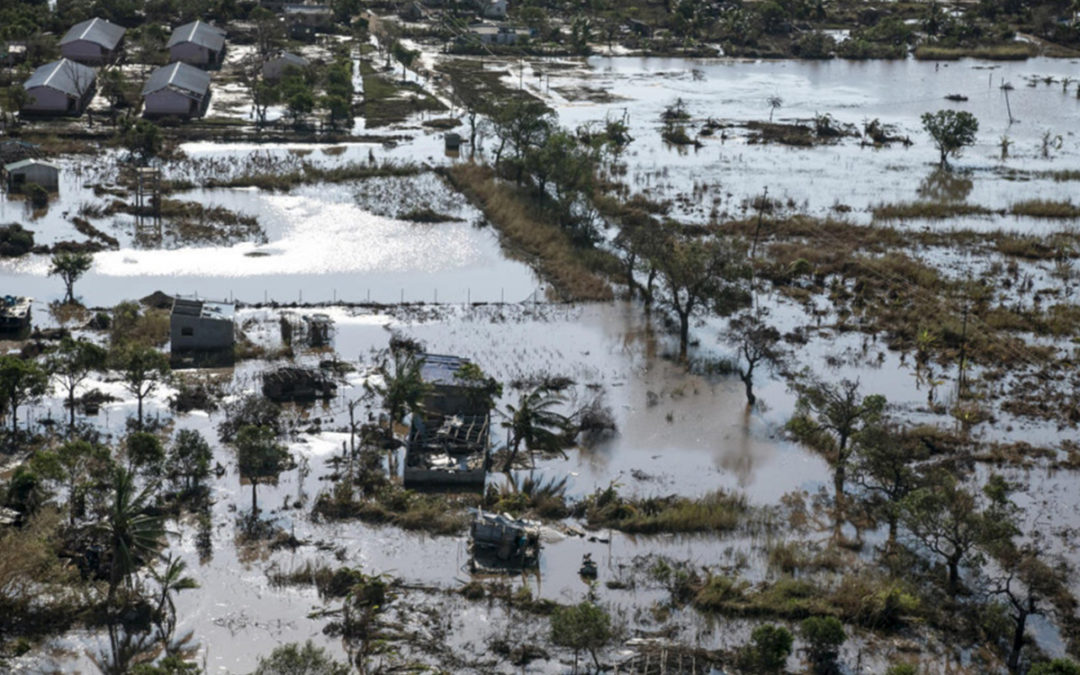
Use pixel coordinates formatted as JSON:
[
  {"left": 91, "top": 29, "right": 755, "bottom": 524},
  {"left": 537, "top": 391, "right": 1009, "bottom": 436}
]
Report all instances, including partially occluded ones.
[{"left": 4, "top": 48, "right": 1080, "bottom": 674}]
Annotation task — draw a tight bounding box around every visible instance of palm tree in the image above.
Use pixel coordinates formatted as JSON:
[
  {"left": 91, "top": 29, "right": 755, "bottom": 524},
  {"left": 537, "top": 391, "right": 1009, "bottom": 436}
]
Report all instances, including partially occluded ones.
[
  {"left": 99, "top": 467, "right": 165, "bottom": 607},
  {"left": 368, "top": 350, "right": 430, "bottom": 436},
  {"left": 501, "top": 387, "right": 570, "bottom": 471},
  {"left": 150, "top": 553, "right": 198, "bottom": 648}
]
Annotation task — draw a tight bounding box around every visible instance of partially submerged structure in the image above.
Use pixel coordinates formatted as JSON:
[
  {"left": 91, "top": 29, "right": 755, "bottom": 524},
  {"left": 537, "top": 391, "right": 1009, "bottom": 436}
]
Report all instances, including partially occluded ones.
[
  {"left": 469, "top": 510, "right": 541, "bottom": 571},
  {"left": 142, "top": 62, "right": 211, "bottom": 119},
  {"left": 283, "top": 4, "right": 333, "bottom": 40},
  {"left": 170, "top": 297, "right": 234, "bottom": 367},
  {"left": 4, "top": 159, "right": 60, "bottom": 192},
  {"left": 59, "top": 17, "right": 126, "bottom": 64},
  {"left": 0, "top": 295, "right": 32, "bottom": 333},
  {"left": 166, "top": 20, "right": 226, "bottom": 68},
  {"left": 262, "top": 366, "right": 338, "bottom": 402},
  {"left": 403, "top": 353, "right": 492, "bottom": 488},
  {"left": 21, "top": 59, "right": 97, "bottom": 116}
]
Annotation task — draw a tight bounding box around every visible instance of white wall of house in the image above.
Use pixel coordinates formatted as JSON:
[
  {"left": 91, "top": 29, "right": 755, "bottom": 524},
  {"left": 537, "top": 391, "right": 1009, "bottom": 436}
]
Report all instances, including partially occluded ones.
[
  {"left": 22, "top": 87, "right": 72, "bottom": 113},
  {"left": 61, "top": 41, "right": 108, "bottom": 64},
  {"left": 9, "top": 165, "right": 60, "bottom": 190},
  {"left": 144, "top": 89, "right": 197, "bottom": 117},
  {"left": 170, "top": 43, "right": 212, "bottom": 66}
]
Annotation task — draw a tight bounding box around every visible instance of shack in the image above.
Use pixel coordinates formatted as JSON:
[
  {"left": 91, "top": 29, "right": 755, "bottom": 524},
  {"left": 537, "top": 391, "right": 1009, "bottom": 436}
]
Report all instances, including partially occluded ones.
[
  {"left": 59, "top": 17, "right": 126, "bottom": 64},
  {"left": 461, "top": 23, "right": 528, "bottom": 46},
  {"left": 470, "top": 510, "right": 541, "bottom": 570},
  {"left": 0, "top": 295, "right": 32, "bottom": 332},
  {"left": 21, "top": 59, "right": 97, "bottom": 116},
  {"left": 142, "top": 62, "right": 211, "bottom": 119},
  {"left": 170, "top": 297, "right": 234, "bottom": 367},
  {"left": 166, "top": 20, "right": 226, "bottom": 68},
  {"left": 262, "top": 51, "right": 309, "bottom": 81},
  {"left": 403, "top": 353, "right": 493, "bottom": 489},
  {"left": 303, "top": 314, "right": 332, "bottom": 347},
  {"left": 4, "top": 159, "right": 60, "bottom": 192},
  {"left": 262, "top": 366, "right": 337, "bottom": 402},
  {"left": 283, "top": 4, "right": 333, "bottom": 40}
]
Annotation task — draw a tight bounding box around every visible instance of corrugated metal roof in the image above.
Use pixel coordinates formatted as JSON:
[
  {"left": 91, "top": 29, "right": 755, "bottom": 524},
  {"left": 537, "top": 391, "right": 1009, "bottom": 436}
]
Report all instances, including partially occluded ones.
[
  {"left": 4, "top": 159, "right": 60, "bottom": 172},
  {"left": 60, "top": 17, "right": 125, "bottom": 49},
  {"left": 23, "top": 59, "right": 97, "bottom": 96},
  {"left": 171, "top": 297, "right": 234, "bottom": 320},
  {"left": 166, "top": 20, "right": 226, "bottom": 51},
  {"left": 142, "top": 61, "right": 211, "bottom": 98},
  {"left": 272, "top": 51, "right": 309, "bottom": 67},
  {"left": 418, "top": 353, "right": 481, "bottom": 387}
]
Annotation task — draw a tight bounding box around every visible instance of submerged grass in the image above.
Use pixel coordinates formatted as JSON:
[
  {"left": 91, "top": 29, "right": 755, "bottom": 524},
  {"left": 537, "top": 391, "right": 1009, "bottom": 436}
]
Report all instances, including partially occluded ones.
[
  {"left": 360, "top": 60, "right": 446, "bottom": 128},
  {"left": 914, "top": 43, "right": 1035, "bottom": 60},
  {"left": 580, "top": 487, "right": 747, "bottom": 534},
  {"left": 443, "top": 162, "right": 614, "bottom": 301},
  {"left": 313, "top": 480, "right": 472, "bottom": 536},
  {"left": 197, "top": 161, "right": 422, "bottom": 191}
]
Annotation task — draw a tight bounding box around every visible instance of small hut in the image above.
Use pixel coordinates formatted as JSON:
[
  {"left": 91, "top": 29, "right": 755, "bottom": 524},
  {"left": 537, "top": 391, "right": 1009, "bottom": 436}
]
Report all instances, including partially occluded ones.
[{"left": 4, "top": 159, "right": 60, "bottom": 192}]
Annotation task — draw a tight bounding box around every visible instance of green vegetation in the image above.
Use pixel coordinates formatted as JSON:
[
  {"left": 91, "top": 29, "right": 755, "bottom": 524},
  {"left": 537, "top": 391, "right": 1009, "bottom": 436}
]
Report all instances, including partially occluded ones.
[
  {"left": 550, "top": 601, "right": 613, "bottom": 672},
  {"left": 581, "top": 485, "right": 746, "bottom": 534},
  {"left": 921, "top": 110, "right": 979, "bottom": 169},
  {"left": 234, "top": 425, "right": 291, "bottom": 515},
  {"left": 359, "top": 60, "right": 444, "bottom": 128},
  {"left": 48, "top": 251, "right": 93, "bottom": 304}
]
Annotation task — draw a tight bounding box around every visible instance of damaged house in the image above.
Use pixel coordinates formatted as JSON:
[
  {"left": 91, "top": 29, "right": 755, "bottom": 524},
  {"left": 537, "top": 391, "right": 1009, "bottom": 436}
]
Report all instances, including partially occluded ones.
[
  {"left": 403, "top": 353, "right": 492, "bottom": 489},
  {"left": 170, "top": 297, "right": 235, "bottom": 367},
  {"left": 262, "top": 366, "right": 337, "bottom": 402}
]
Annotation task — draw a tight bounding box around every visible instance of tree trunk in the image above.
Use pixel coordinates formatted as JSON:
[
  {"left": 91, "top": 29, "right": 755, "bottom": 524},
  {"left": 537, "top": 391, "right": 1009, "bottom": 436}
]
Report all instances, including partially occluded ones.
[
  {"left": 677, "top": 311, "right": 690, "bottom": 361},
  {"left": 136, "top": 394, "right": 144, "bottom": 430},
  {"left": 252, "top": 481, "right": 258, "bottom": 515},
  {"left": 69, "top": 388, "right": 77, "bottom": 430},
  {"left": 1007, "top": 609, "right": 1028, "bottom": 672},
  {"left": 947, "top": 555, "right": 960, "bottom": 593},
  {"left": 832, "top": 465, "right": 846, "bottom": 538},
  {"left": 11, "top": 402, "right": 18, "bottom": 435}
]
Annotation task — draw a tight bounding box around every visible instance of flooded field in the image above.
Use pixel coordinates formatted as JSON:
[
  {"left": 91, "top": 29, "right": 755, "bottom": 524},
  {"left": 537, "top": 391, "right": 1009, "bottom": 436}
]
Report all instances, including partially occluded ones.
[{"left": 4, "top": 49, "right": 1080, "bottom": 674}]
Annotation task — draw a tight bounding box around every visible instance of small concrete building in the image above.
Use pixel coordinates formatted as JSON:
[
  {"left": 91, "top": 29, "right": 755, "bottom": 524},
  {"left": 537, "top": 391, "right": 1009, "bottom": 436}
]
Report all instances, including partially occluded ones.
[
  {"left": 262, "top": 51, "right": 309, "bottom": 81},
  {"left": 283, "top": 4, "right": 333, "bottom": 40},
  {"left": 4, "top": 159, "right": 60, "bottom": 191},
  {"left": 59, "top": 17, "right": 126, "bottom": 64},
  {"left": 463, "top": 23, "right": 528, "bottom": 46},
  {"left": 170, "top": 297, "right": 235, "bottom": 367},
  {"left": 142, "top": 62, "right": 211, "bottom": 119},
  {"left": 166, "top": 20, "right": 226, "bottom": 68},
  {"left": 21, "top": 59, "right": 97, "bottom": 116},
  {"left": 480, "top": 0, "right": 508, "bottom": 20}
]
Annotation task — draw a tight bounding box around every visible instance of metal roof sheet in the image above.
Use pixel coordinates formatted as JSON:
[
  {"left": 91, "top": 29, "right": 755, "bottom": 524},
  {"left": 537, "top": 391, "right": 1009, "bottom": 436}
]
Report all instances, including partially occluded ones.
[
  {"left": 166, "top": 20, "right": 226, "bottom": 51},
  {"left": 171, "top": 297, "right": 234, "bottom": 320},
  {"left": 4, "top": 159, "right": 60, "bottom": 172},
  {"left": 23, "top": 59, "right": 97, "bottom": 96},
  {"left": 142, "top": 61, "right": 211, "bottom": 98},
  {"left": 60, "top": 17, "right": 125, "bottom": 49},
  {"left": 418, "top": 353, "right": 482, "bottom": 387}
]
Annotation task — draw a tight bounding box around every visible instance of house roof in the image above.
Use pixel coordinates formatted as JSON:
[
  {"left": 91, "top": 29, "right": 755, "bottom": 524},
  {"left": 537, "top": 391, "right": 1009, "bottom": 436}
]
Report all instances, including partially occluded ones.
[
  {"left": 268, "top": 51, "right": 309, "bottom": 67},
  {"left": 166, "top": 20, "right": 226, "bottom": 52},
  {"left": 283, "top": 4, "right": 332, "bottom": 14},
  {"left": 418, "top": 353, "right": 483, "bottom": 387},
  {"left": 23, "top": 59, "right": 97, "bottom": 96},
  {"left": 142, "top": 62, "right": 211, "bottom": 99},
  {"left": 60, "top": 17, "right": 126, "bottom": 49},
  {"left": 171, "top": 297, "right": 234, "bottom": 320},
  {"left": 4, "top": 159, "right": 60, "bottom": 172}
]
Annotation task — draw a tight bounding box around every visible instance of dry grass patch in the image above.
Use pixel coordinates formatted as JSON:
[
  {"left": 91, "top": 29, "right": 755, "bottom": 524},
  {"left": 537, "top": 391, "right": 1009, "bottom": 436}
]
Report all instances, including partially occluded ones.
[{"left": 444, "top": 163, "right": 614, "bottom": 301}]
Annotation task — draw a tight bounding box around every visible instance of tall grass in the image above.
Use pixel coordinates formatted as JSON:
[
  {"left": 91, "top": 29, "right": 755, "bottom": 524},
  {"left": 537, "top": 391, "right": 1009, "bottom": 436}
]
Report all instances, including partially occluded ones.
[
  {"left": 444, "top": 163, "right": 614, "bottom": 301},
  {"left": 914, "top": 43, "right": 1035, "bottom": 60},
  {"left": 1009, "top": 199, "right": 1080, "bottom": 219},
  {"left": 202, "top": 161, "right": 421, "bottom": 191},
  {"left": 583, "top": 488, "right": 747, "bottom": 534},
  {"left": 871, "top": 201, "right": 997, "bottom": 220}
]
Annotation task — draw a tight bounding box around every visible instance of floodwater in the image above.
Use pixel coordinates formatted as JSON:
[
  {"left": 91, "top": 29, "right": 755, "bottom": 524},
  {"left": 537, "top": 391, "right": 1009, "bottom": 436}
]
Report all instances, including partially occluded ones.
[{"left": 7, "top": 53, "right": 1080, "bottom": 672}]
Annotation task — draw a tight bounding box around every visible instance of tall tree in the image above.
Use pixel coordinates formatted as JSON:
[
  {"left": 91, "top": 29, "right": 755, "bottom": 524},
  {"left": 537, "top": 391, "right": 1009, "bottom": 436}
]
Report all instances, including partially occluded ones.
[
  {"left": 150, "top": 553, "right": 198, "bottom": 648},
  {"left": 99, "top": 467, "right": 165, "bottom": 606},
  {"left": 921, "top": 109, "right": 979, "bottom": 169},
  {"left": 110, "top": 345, "right": 170, "bottom": 429},
  {"left": 234, "top": 425, "right": 290, "bottom": 515},
  {"left": 853, "top": 424, "right": 927, "bottom": 550},
  {"left": 48, "top": 251, "right": 94, "bottom": 304},
  {"left": 368, "top": 350, "right": 430, "bottom": 435},
  {"left": 651, "top": 231, "right": 748, "bottom": 361},
  {"left": 502, "top": 386, "right": 570, "bottom": 471},
  {"left": 0, "top": 355, "right": 49, "bottom": 436},
  {"left": 901, "top": 473, "right": 1009, "bottom": 594},
  {"left": 722, "top": 309, "right": 786, "bottom": 406},
  {"left": 165, "top": 429, "right": 213, "bottom": 493},
  {"left": 550, "top": 601, "right": 613, "bottom": 673},
  {"left": 46, "top": 336, "right": 108, "bottom": 430},
  {"left": 33, "top": 439, "right": 112, "bottom": 526},
  {"left": 787, "top": 377, "right": 885, "bottom": 535}
]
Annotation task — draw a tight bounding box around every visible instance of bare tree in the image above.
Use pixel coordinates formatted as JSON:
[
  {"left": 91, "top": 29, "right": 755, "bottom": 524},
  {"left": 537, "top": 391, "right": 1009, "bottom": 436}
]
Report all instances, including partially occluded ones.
[{"left": 722, "top": 309, "right": 786, "bottom": 406}]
